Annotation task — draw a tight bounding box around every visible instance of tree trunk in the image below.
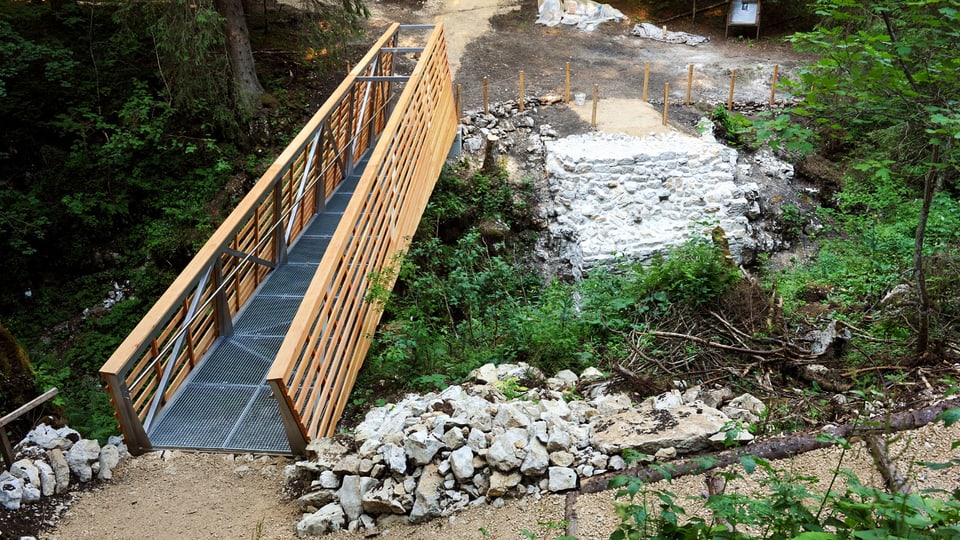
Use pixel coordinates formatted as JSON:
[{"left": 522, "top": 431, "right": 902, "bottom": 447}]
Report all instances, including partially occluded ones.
[
  {"left": 215, "top": 0, "right": 264, "bottom": 118},
  {"left": 913, "top": 145, "right": 939, "bottom": 357}
]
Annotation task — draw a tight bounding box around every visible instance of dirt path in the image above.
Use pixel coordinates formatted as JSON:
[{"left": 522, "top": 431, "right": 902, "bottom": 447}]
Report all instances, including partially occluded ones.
[{"left": 42, "top": 420, "right": 960, "bottom": 539}]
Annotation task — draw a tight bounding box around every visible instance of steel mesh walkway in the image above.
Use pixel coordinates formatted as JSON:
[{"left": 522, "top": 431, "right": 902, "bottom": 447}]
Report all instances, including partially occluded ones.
[{"left": 147, "top": 172, "right": 363, "bottom": 452}]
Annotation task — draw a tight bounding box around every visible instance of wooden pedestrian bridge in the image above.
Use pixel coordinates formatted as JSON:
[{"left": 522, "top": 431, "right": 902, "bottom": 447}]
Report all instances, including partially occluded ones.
[{"left": 100, "top": 24, "right": 458, "bottom": 456}]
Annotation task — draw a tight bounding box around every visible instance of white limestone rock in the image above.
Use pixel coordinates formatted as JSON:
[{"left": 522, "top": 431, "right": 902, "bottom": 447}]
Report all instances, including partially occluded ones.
[
  {"left": 410, "top": 463, "right": 444, "bottom": 523},
  {"left": 98, "top": 444, "right": 121, "bottom": 480},
  {"left": 47, "top": 448, "right": 70, "bottom": 494},
  {"left": 337, "top": 475, "right": 377, "bottom": 522},
  {"left": 404, "top": 431, "right": 444, "bottom": 465},
  {"left": 449, "top": 446, "right": 475, "bottom": 482},
  {"left": 580, "top": 367, "right": 605, "bottom": 383},
  {"left": 65, "top": 439, "right": 100, "bottom": 483},
  {"left": 652, "top": 390, "right": 683, "bottom": 411},
  {"left": 10, "top": 459, "right": 40, "bottom": 488},
  {"left": 34, "top": 460, "right": 56, "bottom": 497},
  {"left": 297, "top": 503, "right": 346, "bottom": 536},
  {"left": 590, "top": 405, "right": 730, "bottom": 455},
  {"left": 297, "top": 489, "right": 337, "bottom": 512},
  {"left": 378, "top": 443, "right": 407, "bottom": 475},
  {"left": 0, "top": 471, "right": 23, "bottom": 510},
  {"left": 486, "top": 428, "right": 529, "bottom": 472},
  {"left": 362, "top": 481, "right": 407, "bottom": 515},
  {"left": 547, "top": 467, "right": 577, "bottom": 492},
  {"left": 493, "top": 402, "right": 533, "bottom": 430},
  {"left": 520, "top": 438, "right": 549, "bottom": 476},
  {"left": 21, "top": 481, "right": 41, "bottom": 503},
  {"left": 487, "top": 470, "right": 522, "bottom": 497}
]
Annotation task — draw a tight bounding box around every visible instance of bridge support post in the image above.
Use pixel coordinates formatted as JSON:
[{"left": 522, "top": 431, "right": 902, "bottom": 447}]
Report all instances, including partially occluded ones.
[
  {"left": 103, "top": 374, "right": 152, "bottom": 456},
  {"left": 273, "top": 183, "right": 289, "bottom": 265},
  {"left": 269, "top": 380, "right": 308, "bottom": 454},
  {"left": 212, "top": 258, "right": 234, "bottom": 337}
]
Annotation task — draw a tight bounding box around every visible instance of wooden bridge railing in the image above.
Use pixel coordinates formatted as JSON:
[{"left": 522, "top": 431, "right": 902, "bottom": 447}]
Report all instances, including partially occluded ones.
[
  {"left": 99, "top": 24, "right": 409, "bottom": 455},
  {"left": 266, "top": 24, "right": 458, "bottom": 453}
]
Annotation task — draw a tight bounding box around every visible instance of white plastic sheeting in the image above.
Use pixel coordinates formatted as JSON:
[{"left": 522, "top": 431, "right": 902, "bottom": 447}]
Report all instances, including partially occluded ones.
[
  {"left": 631, "top": 22, "right": 710, "bottom": 46},
  {"left": 535, "top": 0, "right": 625, "bottom": 32}
]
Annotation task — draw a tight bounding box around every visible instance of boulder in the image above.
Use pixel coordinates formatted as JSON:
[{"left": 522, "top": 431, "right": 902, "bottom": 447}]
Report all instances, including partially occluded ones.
[
  {"left": 580, "top": 367, "right": 605, "bottom": 383},
  {"left": 520, "top": 439, "right": 549, "bottom": 476},
  {"left": 337, "top": 475, "right": 376, "bottom": 522},
  {"left": 487, "top": 428, "right": 529, "bottom": 472},
  {"left": 547, "top": 467, "right": 577, "bottom": 492},
  {"left": 493, "top": 402, "right": 533, "bottom": 430},
  {"left": 10, "top": 459, "right": 41, "bottom": 488},
  {"left": 378, "top": 443, "right": 407, "bottom": 475},
  {"left": 410, "top": 463, "right": 444, "bottom": 523},
  {"left": 297, "top": 489, "right": 337, "bottom": 512},
  {"left": 98, "top": 444, "right": 121, "bottom": 480},
  {"left": 0, "top": 471, "right": 23, "bottom": 510},
  {"left": 362, "top": 482, "right": 407, "bottom": 515},
  {"left": 590, "top": 405, "right": 730, "bottom": 454},
  {"left": 487, "top": 470, "right": 522, "bottom": 497},
  {"left": 65, "top": 438, "right": 101, "bottom": 483},
  {"left": 48, "top": 448, "right": 71, "bottom": 494},
  {"left": 297, "top": 503, "right": 346, "bottom": 536},
  {"left": 404, "top": 431, "right": 444, "bottom": 465},
  {"left": 35, "top": 460, "right": 57, "bottom": 497},
  {"left": 449, "top": 446, "right": 475, "bottom": 482},
  {"left": 22, "top": 481, "right": 41, "bottom": 503}
]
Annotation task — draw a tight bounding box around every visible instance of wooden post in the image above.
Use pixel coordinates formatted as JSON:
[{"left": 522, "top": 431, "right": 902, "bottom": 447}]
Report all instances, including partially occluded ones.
[
  {"left": 591, "top": 84, "right": 599, "bottom": 128},
  {"left": 642, "top": 61, "right": 650, "bottom": 102},
  {"left": 685, "top": 64, "right": 694, "bottom": 105},
  {"left": 662, "top": 25, "right": 667, "bottom": 40},
  {"left": 519, "top": 71, "right": 525, "bottom": 113},
  {"left": 727, "top": 69, "right": 737, "bottom": 111},
  {"left": 483, "top": 76, "right": 489, "bottom": 114},
  {"left": 769, "top": 64, "right": 779, "bottom": 106},
  {"left": 564, "top": 62, "right": 571, "bottom": 104},
  {"left": 455, "top": 83, "right": 462, "bottom": 119},
  {"left": 346, "top": 61, "right": 351, "bottom": 74},
  {"left": 662, "top": 83, "right": 669, "bottom": 126}
]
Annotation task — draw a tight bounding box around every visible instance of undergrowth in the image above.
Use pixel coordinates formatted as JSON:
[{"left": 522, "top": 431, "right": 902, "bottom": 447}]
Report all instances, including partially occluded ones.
[
  {"left": 359, "top": 165, "right": 742, "bottom": 396},
  {"left": 609, "top": 409, "right": 960, "bottom": 540}
]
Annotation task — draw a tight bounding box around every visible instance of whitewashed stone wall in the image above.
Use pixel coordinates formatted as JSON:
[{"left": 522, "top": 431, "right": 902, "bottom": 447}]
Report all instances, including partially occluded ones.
[{"left": 541, "top": 131, "right": 761, "bottom": 271}]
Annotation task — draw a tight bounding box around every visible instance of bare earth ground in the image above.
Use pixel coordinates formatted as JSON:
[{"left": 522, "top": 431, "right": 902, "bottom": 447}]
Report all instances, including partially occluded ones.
[
  {"left": 42, "top": 420, "right": 960, "bottom": 539},
  {"left": 36, "top": 3, "right": 960, "bottom": 539}
]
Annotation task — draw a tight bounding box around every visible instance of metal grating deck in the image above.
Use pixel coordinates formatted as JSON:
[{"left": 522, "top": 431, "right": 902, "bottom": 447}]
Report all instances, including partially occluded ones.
[{"left": 147, "top": 168, "right": 366, "bottom": 453}]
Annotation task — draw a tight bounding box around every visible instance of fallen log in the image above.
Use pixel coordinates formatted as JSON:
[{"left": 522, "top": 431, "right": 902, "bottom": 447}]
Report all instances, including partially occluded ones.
[{"left": 579, "top": 398, "right": 960, "bottom": 495}]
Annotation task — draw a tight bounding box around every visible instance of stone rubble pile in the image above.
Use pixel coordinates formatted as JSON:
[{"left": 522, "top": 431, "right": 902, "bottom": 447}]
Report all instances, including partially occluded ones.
[
  {"left": 0, "top": 424, "right": 128, "bottom": 511},
  {"left": 289, "top": 363, "right": 765, "bottom": 537},
  {"left": 457, "top": 98, "right": 797, "bottom": 276}
]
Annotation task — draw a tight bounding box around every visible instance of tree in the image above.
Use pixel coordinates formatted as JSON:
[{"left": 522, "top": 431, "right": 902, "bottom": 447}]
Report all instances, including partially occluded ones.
[
  {"left": 215, "top": 0, "right": 264, "bottom": 117},
  {"left": 786, "top": 0, "right": 960, "bottom": 358}
]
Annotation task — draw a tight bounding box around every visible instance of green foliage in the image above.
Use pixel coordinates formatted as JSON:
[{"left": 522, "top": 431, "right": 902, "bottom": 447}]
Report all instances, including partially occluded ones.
[
  {"left": 364, "top": 167, "right": 741, "bottom": 394},
  {"left": 609, "top": 426, "right": 960, "bottom": 539},
  {"left": 710, "top": 105, "right": 755, "bottom": 149}
]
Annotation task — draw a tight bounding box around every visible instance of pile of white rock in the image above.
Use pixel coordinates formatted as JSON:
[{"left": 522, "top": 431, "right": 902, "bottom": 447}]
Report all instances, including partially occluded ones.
[
  {"left": 289, "top": 363, "right": 765, "bottom": 536},
  {"left": 0, "top": 424, "right": 128, "bottom": 510}
]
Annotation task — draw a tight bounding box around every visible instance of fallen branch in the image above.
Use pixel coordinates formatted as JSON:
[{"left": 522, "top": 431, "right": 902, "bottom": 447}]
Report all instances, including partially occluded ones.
[
  {"left": 565, "top": 491, "right": 578, "bottom": 538},
  {"left": 579, "top": 398, "right": 960, "bottom": 495},
  {"left": 866, "top": 435, "right": 911, "bottom": 495}
]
